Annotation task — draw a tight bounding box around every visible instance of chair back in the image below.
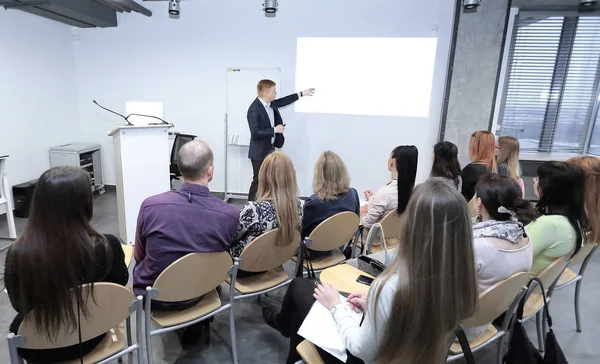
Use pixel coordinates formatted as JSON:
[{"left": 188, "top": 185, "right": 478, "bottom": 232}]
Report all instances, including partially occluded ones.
[
  {"left": 379, "top": 210, "right": 403, "bottom": 241},
  {"left": 462, "top": 272, "right": 530, "bottom": 327},
  {"left": 153, "top": 252, "right": 232, "bottom": 302},
  {"left": 239, "top": 228, "right": 301, "bottom": 272},
  {"left": 568, "top": 242, "right": 598, "bottom": 268},
  {"left": 536, "top": 255, "right": 570, "bottom": 293},
  {"left": 170, "top": 133, "right": 197, "bottom": 171},
  {"left": 18, "top": 283, "right": 135, "bottom": 349},
  {"left": 308, "top": 212, "right": 359, "bottom": 252}
]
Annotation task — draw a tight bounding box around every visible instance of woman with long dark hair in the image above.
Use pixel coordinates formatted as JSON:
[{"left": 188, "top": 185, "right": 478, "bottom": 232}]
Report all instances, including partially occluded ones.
[
  {"left": 263, "top": 181, "right": 477, "bottom": 364},
  {"left": 3, "top": 167, "right": 129, "bottom": 362},
  {"left": 428, "top": 141, "right": 462, "bottom": 191},
  {"left": 360, "top": 145, "right": 418, "bottom": 228},
  {"left": 526, "top": 161, "right": 587, "bottom": 276}
]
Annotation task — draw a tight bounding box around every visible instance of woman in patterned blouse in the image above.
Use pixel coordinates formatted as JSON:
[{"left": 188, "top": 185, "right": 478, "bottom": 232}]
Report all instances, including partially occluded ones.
[{"left": 230, "top": 152, "right": 305, "bottom": 262}]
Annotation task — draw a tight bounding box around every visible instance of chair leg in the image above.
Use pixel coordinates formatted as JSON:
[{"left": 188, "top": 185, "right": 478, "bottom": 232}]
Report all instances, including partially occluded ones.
[
  {"left": 125, "top": 317, "right": 132, "bottom": 348},
  {"left": 575, "top": 280, "right": 583, "bottom": 332},
  {"left": 229, "top": 308, "right": 239, "bottom": 363},
  {"left": 536, "top": 311, "right": 544, "bottom": 352}
]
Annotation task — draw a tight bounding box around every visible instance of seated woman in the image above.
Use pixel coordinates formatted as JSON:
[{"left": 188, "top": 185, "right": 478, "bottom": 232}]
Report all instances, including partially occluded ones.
[
  {"left": 569, "top": 156, "right": 600, "bottom": 244},
  {"left": 496, "top": 136, "right": 524, "bottom": 196},
  {"left": 526, "top": 161, "right": 587, "bottom": 277},
  {"left": 461, "top": 130, "right": 497, "bottom": 202},
  {"left": 360, "top": 145, "right": 418, "bottom": 230},
  {"left": 428, "top": 141, "right": 462, "bottom": 191},
  {"left": 230, "top": 152, "right": 304, "bottom": 262},
  {"left": 302, "top": 151, "right": 360, "bottom": 258},
  {"left": 263, "top": 181, "right": 478, "bottom": 364},
  {"left": 466, "top": 174, "right": 536, "bottom": 339},
  {"left": 3, "top": 167, "right": 129, "bottom": 363}
]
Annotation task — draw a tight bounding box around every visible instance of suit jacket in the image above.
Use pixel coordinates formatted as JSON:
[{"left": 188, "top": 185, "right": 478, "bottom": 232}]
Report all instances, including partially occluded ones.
[{"left": 247, "top": 93, "right": 300, "bottom": 161}]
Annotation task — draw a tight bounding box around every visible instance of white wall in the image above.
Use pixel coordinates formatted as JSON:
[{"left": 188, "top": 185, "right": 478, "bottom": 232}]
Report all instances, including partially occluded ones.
[
  {"left": 0, "top": 11, "right": 79, "bottom": 186},
  {"left": 73, "top": 0, "right": 454, "bottom": 195}
]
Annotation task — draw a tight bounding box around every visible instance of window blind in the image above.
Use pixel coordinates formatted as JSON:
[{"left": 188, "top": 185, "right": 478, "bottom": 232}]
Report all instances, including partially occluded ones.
[{"left": 497, "top": 15, "right": 600, "bottom": 153}]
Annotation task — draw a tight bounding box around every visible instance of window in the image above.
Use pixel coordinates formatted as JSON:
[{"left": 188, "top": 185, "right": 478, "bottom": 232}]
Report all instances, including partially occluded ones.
[{"left": 496, "top": 15, "right": 600, "bottom": 153}]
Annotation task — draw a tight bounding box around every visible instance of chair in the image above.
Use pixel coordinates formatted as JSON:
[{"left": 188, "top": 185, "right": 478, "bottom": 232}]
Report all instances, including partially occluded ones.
[
  {"left": 144, "top": 251, "right": 238, "bottom": 364},
  {"left": 521, "top": 255, "right": 570, "bottom": 352},
  {"left": 121, "top": 244, "right": 134, "bottom": 268},
  {"left": 365, "top": 211, "right": 403, "bottom": 255},
  {"left": 297, "top": 340, "right": 325, "bottom": 364},
  {"left": 553, "top": 242, "right": 598, "bottom": 332},
  {"left": 7, "top": 283, "right": 143, "bottom": 364},
  {"left": 230, "top": 228, "right": 301, "bottom": 300},
  {"left": 169, "top": 133, "right": 197, "bottom": 181},
  {"left": 0, "top": 156, "right": 17, "bottom": 240},
  {"left": 298, "top": 211, "right": 359, "bottom": 272},
  {"left": 447, "top": 272, "right": 530, "bottom": 364}
]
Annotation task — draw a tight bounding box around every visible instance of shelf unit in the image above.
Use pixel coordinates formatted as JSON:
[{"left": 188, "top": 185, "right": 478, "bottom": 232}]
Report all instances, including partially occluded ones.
[{"left": 49, "top": 143, "right": 105, "bottom": 194}]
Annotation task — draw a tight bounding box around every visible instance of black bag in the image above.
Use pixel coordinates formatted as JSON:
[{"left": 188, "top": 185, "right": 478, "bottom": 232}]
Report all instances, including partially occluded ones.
[
  {"left": 356, "top": 256, "right": 385, "bottom": 277},
  {"left": 295, "top": 240, "right": 320, "bottom": 284},
  {"left": 504, "top": 278, "right": 568, "bottom": 364},
  {"left": 454, "top": 326, "right": 476, "bottom": 364}
]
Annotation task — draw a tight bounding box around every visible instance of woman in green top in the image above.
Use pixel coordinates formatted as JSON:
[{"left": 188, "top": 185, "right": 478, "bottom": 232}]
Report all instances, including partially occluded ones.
[{"left": 526, "top": 161, "right": 587, "bottom": 276}]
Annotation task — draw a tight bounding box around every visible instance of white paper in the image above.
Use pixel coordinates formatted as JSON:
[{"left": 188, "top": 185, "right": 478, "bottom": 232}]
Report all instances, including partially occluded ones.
[{"left": 298, "top": 296, "right": 363, "bottom": 362}]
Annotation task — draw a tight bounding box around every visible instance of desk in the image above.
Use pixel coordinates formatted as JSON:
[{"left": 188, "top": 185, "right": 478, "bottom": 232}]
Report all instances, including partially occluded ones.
[
  {"left": 0, "top": 155, "right": 17, "bottom": 241},
  {"left": 319, "top": 264, "right": 373, "bottom": 295}
]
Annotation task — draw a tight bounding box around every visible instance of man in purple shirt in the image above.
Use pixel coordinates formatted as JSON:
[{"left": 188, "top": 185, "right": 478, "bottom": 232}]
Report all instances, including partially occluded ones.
[{"left": 133, "top": 140, "right": 239, "bottom": 308}]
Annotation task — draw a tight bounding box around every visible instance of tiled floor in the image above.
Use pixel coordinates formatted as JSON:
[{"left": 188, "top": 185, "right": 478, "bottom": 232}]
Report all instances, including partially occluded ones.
[{"left": 0, "top": 189, "right": 598, "bottom": 363}]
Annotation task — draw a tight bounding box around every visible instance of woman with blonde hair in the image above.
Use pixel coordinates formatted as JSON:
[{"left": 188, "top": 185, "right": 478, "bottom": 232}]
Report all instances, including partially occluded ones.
[
  {"left": 496, "top": 136, "right": 522, "bottom": 181},
  {"left": 569, "top": 156, "right": 600, "bottom": 243},
  {"left": 461, "top": 130, "right": 497, "bottom": 201},
  {"left": 263, "top": 180, "right": 478, "bottom": 364},
  {"left": 230, "top": 152, "right": 304, "bottom": 262},
  {"left": 302, "top": 151, "right": 360, "bottom": 257}
]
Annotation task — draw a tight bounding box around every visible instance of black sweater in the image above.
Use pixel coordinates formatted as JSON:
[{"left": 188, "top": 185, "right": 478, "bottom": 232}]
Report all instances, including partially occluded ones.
[{"left": 460, "top": 163, "right": 491, "bottom": 201}]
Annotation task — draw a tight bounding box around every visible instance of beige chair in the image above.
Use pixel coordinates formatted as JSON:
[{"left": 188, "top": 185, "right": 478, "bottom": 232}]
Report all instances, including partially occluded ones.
[
  {"left": 121, "top": 244, "right": 134, "bottom": 268},
  {"left": 297, "top": 211, "right": 359, "bottom": 272},
  {"left": 144, "top": 251, "right": 238, "bottom": 364},
  {"left": 521, "top": 255, "right": 570, "bottom": 352},
  {"left": 230, "top": 228, "right": 301, "bottom": 300},
  {"left": 365, "top": 211, "right": 403, "bottom": 255},
  {"left": 7, "top": 283, "right": 143, "bottom": 364},
  {"left": 447, "top": 272, "right": 530, "bottom": 364},
  {"left": 297, "top": 340, "right": 325, "bottom": 364},
  {"left": 553, "top": 242, "right": 598, "bottom": 332}
]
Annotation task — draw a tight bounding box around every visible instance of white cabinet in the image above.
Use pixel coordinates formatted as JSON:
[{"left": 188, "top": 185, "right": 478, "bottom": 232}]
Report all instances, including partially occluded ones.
[{"left": 49, "top": 143, "right": 105, "bottom": 194}]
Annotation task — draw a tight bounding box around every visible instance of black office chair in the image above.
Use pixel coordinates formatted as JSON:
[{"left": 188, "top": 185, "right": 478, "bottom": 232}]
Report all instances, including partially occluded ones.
[{"left": 170, "top": 133, "right": 197, "bottom": 182}]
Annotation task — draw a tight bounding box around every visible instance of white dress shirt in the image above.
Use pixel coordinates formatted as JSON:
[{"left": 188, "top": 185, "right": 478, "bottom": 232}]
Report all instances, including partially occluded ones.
[{"left": 258, "top": 93, "right": 303, "bottom": 145}]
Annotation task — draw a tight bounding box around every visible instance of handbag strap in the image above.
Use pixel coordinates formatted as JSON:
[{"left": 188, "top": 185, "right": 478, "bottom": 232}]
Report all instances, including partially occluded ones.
[
  {"left": 454, "top": 326, "right": 476, "bottom": 364},
  {"left": 303, "top": 244, "right": 317, "bottom": 279},
  {"left": 516, "top": 278, "right": 553, "bottom": 328},
  {"left": 77, "top": 296, "right": 83, "bottom": 364}
]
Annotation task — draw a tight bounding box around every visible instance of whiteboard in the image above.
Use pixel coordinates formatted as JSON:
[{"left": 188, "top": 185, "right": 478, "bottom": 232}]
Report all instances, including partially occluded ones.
[{"left": 226, "top": 67, "right": 281, "bottom": 146}]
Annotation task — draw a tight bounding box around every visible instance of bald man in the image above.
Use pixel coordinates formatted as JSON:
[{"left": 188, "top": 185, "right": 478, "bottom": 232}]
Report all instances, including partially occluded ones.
[{"left": 133, "top": 141, "right": 239, "bottom": 344}]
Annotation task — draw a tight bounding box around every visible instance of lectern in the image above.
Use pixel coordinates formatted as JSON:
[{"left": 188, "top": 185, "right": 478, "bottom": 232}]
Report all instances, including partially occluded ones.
[{"left": 109, "top": 125, "right": 172, "bottom": 245}]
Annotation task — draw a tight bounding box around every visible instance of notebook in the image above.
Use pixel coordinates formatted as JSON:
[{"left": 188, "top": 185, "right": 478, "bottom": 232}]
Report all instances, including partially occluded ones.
[{"left": 297, "top": 296, "right": 364, "bottom": 362}]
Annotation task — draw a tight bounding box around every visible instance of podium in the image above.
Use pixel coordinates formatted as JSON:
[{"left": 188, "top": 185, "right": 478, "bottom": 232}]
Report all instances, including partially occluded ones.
[{"left": 109, "top": 125, "right": 172, "bottom": 245}]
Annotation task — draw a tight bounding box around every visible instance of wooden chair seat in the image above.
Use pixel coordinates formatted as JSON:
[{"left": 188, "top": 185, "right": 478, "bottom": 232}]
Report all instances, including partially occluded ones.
[
  {"left": 449, "top": 325, "right": 498, "bottom": 354},
  {"left": 523, "top": 292, "right": 544, "bottom": 318},
  {"left": 297, "top": 340, "right": 325, "bottom": 364},
  {"left": 307, "top": 250, "right": 346, "bottom": 270},
  {"left": 557, "top": 268, "right": 577, "bottom": 286},
  {"left": 151, "top": 289, "right": 221, "bottom": 328},
  {"left": 122, "top": 244, "right": 134, "bottom": 268},
  {"left": 63, "top": 324, "right": 126, "bottom": 364},
  {"left": 232, "top": 267, "right": 289, "bottom": 294}
]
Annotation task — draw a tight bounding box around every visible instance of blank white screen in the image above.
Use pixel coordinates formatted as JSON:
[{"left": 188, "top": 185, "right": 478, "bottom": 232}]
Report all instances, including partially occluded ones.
[{"left": 295, "top": 37, "right": 438, "bottom": 117}]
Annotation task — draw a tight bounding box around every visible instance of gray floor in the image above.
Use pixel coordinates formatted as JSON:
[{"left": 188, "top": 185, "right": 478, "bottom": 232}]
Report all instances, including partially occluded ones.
[{"left": 0, "top": 190, "right": 598, "bottom": 363}]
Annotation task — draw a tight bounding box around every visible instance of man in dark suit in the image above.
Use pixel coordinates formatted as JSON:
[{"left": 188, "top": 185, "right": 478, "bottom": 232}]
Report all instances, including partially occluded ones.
[{"left": 247, "top": 79, "right": 315, "bottom": 201}]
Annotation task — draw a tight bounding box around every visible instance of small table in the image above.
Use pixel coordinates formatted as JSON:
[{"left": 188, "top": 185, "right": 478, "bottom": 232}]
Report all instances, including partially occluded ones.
[{"left": 319, "top": 264, "right": 374, "bottom": 294}]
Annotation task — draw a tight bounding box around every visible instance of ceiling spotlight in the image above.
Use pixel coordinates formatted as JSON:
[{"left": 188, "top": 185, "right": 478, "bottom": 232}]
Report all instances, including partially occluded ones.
[
  {"left": 263, "top": 0, "right": 278, "bottom": 14},
  {"left": 169, "top": 0, "right": 180, "bottom": 17},
  {"left": 463, "top": 0, "right": 481, "bottom": 10},
  {"left": 580, "top": 0, "right": 598, "bottom": 7}
]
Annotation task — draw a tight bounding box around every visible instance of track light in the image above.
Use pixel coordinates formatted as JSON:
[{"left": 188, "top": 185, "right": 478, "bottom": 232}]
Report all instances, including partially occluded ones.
[
  {"left": 263, "top": 0, "right": 278, "bottom": 14},
  {"left": 580, "top": 0, "right": 598, "bottom": 7},
  {"left": 169, "top": 0, "right": 180, "bottom": 17},
  {"left": 463, "top": 0, "right": 481, "bottom": 10}
]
